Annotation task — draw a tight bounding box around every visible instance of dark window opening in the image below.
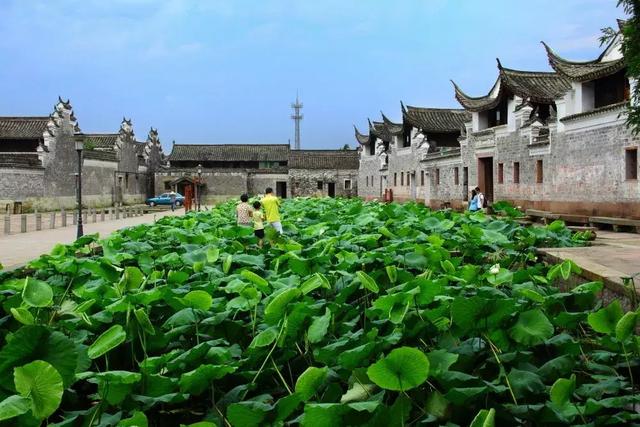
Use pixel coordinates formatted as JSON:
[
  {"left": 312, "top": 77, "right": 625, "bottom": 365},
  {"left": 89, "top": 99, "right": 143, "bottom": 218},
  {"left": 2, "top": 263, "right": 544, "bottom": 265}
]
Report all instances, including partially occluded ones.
[
  {"left": 421, "top": 170, "right": 425, "bottom": 186},
  {"left": 403, "top": 130, "right": 411, "bottom": 148},
  {"left": 317, "top": 181, "right": 323, "bottom": 190},
  {"left": 513, "top": 162, "right": 520, "bottom": 184},
  {"left": 626, "top": 148, "right": 638, "bottom": 180},
  {"left": 344, "top": 180, "right": 352, "bottom": 190},
  {"left": 595, "top": 70, "right": 630, "bottom": 108},
  {"left": 463, "top": 167, "right": 469, "bottom": 201},
  {"left": 454, "top": 167, "right": 459, "bottom": 185},
  {"left": 498, "top": 163, "right": 504, "bottom": 184},
  {"left": 164, "top": 181, "right": 171, "bottom": 190},
  {"left": 487, "top": 96, "right": 510, "bottom": 128},
  {"left": 366, "top": 176, "right": 369, "bottom": 187},
  {"left": 394, "top": 173, "right": 397, "bottom": 186},
  {"left": 536, "top": 160, "right": 544, "bottom": 183},
  {"left": 400, "top": 172, "right": 404, "bottom": 186},
  {"left": 435, "top": 169, "right": 440, "bottom": 185},
  {"left": 368, "top": 141, "right": 375, "bottom": 155}
]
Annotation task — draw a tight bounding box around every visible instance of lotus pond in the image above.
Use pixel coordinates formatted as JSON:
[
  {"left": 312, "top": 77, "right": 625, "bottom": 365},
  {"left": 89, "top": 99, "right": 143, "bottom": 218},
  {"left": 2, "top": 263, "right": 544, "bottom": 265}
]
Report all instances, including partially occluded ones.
[{"left": 0, "top": 198, "right": 638, "bottom": 426}]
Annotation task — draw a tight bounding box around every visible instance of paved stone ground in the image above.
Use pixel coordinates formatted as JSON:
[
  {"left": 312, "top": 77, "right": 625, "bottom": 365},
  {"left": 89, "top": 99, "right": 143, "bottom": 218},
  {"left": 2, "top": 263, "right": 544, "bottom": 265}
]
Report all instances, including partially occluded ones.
[
  {"left": 539, "top": 230, "right": 640, "bottom": 296},
  {"left": 0, "top": 209, "right": 183, "bottom": 270}
]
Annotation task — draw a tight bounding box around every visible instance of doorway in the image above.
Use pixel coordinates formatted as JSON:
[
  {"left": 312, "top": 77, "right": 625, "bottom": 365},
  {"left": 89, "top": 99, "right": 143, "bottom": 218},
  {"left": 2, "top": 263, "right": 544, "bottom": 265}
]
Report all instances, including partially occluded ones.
[
  {"left": 276, "top": 181, "right": 287, "bottom": 198},
  {"left": 327, "top": 182, "right": 335, "bottom": 197},
  {"left": 477, "top": 157, "right": 494, "bottom": 204}
]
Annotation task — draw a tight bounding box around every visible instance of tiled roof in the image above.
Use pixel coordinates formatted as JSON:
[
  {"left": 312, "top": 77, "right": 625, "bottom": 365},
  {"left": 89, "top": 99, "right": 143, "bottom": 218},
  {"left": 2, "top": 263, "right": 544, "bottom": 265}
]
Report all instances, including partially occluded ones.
[
  {"left": 0, "top": 117, "right": 49, "bottom": 139},
  {"left": 0, "top": 153, "right": 43, "bottom": 169},
  {"left": 381, "top": 113, "right": 403, "bottom": 135},
  {"left": 84, "top": 133, "right": 118, "bottom": 149},
  {"left": 83, "top": 149, "right": 118, "bottom": 162},
  {"left": 453, "top": 60, "right": 571, "bottom": 111},
  {"left": 498, "top": 62, "right": 571, "bottom": 103},
  {"left": 402, "top": 103, "right": 470, "bottom": 132},
  {"left": 354, "top": 125, "right": 371, "bottom": 145},
  {"left": 289, "top": 150, "right": 359, "bottom": 170},
  {"left": 559, "top": 101, "right": 627, "bottom": 123},
  {"left": 452, "top": 77, "right": 503, "bottom": 112},
  {"left": 542, "top": 41, "right": 626, "bottom": 82},
  {"left": 370, "top": 120, "right": 394, "bottom": 142},
  {"left": 168, "top": 144, "right": 290, "bottom": 162}
]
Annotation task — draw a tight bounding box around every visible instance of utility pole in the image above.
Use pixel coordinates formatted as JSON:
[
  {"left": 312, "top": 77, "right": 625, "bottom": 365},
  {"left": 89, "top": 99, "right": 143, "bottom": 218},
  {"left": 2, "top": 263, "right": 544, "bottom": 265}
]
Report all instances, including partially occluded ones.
[{"left": 291, "top": 92, "right": 303, "bottom": 150}]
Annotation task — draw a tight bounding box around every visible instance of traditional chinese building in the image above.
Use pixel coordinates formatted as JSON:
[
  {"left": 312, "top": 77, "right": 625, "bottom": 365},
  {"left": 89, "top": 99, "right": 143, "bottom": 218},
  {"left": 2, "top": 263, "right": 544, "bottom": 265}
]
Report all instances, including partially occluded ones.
[
  {"left": 0, "top": 98, "right": 163, "bottom": 211},
  {"left": 355, "top": 22, "right": 639, "bottom": 217}
]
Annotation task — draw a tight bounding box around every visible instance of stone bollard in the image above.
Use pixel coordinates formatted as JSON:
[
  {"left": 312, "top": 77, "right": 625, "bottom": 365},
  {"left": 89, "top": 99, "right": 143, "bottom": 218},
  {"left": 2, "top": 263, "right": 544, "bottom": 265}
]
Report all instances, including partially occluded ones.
[
  {"left": 21, "top": 214, "right": 27, "bottom": 233},
  {"left": 115, "top": 206, "right": 120, "bottom": 220},
  {"left": 50, "top": 212, "right": 56, "bottom": 229},
  {"left": 61, "top": 208, "right": 67, "bottom": 227},
  {"left": 100, "top": 209, "right": 105, "bottom": 222},
  {"left": 35, "top": 212, "right": 42, "bottom": 231},
  {"left": 4, "top": 215, "right": 10, "bottom": 235},
  {"left": 92, "top": 208, "right": 97, "bottom": 223}
]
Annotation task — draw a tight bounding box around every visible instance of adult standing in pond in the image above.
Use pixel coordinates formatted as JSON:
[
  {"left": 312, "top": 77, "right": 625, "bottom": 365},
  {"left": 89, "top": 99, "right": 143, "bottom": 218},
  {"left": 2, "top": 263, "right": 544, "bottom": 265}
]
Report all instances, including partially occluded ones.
[
  {"left": 261, "top": 187, "right": 283, "bottom": 234},
  {"left": 236, "top": 193, "right": 252, "bottom": 226}
]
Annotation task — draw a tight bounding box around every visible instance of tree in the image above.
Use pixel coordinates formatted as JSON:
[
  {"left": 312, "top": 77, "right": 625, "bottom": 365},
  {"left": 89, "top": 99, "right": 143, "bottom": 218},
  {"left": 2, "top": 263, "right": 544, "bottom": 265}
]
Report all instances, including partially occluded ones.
[
  {"left": 342, "top": 144, "right": 351, "bottom": 150},
  {"left": 602, "top": 2, "right": 639, "bottom": 133}
]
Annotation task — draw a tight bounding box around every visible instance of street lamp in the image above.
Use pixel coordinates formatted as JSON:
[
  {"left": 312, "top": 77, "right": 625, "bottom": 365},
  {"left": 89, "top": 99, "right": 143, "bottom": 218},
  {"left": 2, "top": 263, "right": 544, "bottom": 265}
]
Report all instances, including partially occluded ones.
[
  {"left": 197, "top": 164, "right": 203, "bottom": 211},
  {"left": 74, "top": 135, "right": 84, "bottom": 238}
]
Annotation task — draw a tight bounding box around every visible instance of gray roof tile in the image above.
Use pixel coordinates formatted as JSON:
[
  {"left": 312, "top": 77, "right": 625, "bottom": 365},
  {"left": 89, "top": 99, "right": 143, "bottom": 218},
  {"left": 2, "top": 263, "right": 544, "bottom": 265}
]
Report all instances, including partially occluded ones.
[
  {"left": 0, "top": 117, "right": 49, "bottom": 139},
  {"left": 168, "top": 144, "right": 290, "bottom": 162},
  {"left": 289, "top": 150, "right": 359, "bottom": 169}
]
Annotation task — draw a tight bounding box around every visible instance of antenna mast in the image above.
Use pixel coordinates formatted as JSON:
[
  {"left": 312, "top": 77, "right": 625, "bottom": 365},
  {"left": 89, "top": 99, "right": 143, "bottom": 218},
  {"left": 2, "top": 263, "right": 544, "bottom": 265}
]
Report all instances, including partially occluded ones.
[{"left": 290, "top": 92, "right": 303, "bottom": 150}]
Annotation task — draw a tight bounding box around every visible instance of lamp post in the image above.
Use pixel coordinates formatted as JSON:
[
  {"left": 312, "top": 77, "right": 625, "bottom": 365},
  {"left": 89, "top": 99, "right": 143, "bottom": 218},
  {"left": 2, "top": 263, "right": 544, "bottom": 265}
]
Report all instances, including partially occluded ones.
[
  {"left": 74, "top": 135, "right": 84, "bottom": 238},
  {"left": 197, "top": 164, "right": 202, "bottom": 211}
]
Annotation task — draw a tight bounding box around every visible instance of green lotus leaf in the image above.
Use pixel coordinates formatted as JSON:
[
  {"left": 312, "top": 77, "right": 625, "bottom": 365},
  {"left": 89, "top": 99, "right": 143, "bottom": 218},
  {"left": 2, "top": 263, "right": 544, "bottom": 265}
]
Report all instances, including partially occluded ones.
[
  {"left": 22, "top": 277, "right": 53, "bottom": 308},
  {"left": 295, "top": 366, "right": 328, "bottom": 401},
  {"left": 366, "top": 346, "right": 429, "bottom": 391},
  {"left": 14, "top": 360, "right": 63, "bottom": 419},
  {"left": 88, "top": 325, "right": 127, "bottom": 359}
]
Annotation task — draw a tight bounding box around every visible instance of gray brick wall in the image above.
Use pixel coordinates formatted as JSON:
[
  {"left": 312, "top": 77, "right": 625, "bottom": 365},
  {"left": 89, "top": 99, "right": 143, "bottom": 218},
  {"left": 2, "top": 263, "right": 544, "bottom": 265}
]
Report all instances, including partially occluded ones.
[{"left": 290, "top": 168, "right": 358, "bottom": 197}]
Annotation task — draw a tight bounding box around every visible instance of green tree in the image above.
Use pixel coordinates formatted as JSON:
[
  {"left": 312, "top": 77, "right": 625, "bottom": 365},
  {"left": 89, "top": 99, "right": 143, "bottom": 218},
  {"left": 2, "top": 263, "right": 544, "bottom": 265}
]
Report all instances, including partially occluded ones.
[{"left": 602, "top": 2, "right": 639, "bottom": 133}]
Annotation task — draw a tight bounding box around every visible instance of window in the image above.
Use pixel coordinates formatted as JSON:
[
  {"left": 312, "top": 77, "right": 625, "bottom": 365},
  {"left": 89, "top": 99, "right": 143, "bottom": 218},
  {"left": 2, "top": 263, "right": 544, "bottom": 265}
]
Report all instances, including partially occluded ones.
[
  {"left": 454, "top": 167, "right": 459, "bottom": 185},
  {"left": 317, "top": 181, "right": 323, "bottom": 190},
  {"left": 435, "top": 169, "right": 440, "bottom": 185},
  {"left": 421, "top": 170, "right": 425, "bottom": 186},
  {"left": 536, "top": 160, "right": 544, "bottom": 183},
  {"left": 498, "top": 163, "right": 504, "bottom": 184},
  {"left": 463, "top": 167, "right": 469, "bottom": 201},
  {"left": 626, "top": 148, "right": 638, "bottom": 180},
  {"left": 406, "top": 172, "right": 410, "bottom": 187},
  {"left": 401, "top": 172, "right": 404, "bottom": 186},
  {"left": 513, "top": 162, "right": 520, "bottom": 184},
  {"left": 366, "top": 176, "right": 369, "bottom": 187},
  {"left": 164, "top": 181, "right": 171, "bottom": 190},
  {"left": 394, "top": 173, "right": 397, "bottom": 186},
  {"left": 344, "top": 179, "right": 352, "bottom": 190}
]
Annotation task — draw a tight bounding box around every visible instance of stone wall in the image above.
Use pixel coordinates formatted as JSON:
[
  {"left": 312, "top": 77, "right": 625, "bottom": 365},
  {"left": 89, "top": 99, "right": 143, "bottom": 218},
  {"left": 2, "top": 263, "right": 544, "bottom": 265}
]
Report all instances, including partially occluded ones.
[
  {"left": 426, "top": 108, "right": 640, "bottom": 217},
  {"left": 358, "top": 155, "right": 384, "bottom": 200},
  {"left": 289, "top": 168, "right": 358, "bottom": 197},
  {"left": 248, "top": 173, "right": 290, "bottom": 198},
  {"left": 0, "top": 168, "right": 45, "bottom": 210}
]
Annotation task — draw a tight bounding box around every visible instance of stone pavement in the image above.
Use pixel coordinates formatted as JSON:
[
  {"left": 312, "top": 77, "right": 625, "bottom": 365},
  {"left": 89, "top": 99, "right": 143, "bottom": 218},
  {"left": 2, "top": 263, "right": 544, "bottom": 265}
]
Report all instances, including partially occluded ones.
[
  {"left": 0, "top": 209, "right": 183, "bottom": 270},
  {"left": 539, "top": 230, "right": 640, "bottom": 296}
]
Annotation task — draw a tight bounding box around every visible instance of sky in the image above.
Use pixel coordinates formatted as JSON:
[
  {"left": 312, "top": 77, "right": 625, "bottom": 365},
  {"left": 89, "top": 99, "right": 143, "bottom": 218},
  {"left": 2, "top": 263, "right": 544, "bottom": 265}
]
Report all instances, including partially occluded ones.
[{"left": 0, "top": 0, "right": 627, "bottom": 152}]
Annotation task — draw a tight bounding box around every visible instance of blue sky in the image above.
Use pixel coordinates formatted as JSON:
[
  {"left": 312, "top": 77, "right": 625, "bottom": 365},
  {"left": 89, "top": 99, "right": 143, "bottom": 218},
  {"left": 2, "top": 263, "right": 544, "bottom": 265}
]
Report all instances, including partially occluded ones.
[{"left": 0, "top": 0, "right": 626, "bottom": 151}]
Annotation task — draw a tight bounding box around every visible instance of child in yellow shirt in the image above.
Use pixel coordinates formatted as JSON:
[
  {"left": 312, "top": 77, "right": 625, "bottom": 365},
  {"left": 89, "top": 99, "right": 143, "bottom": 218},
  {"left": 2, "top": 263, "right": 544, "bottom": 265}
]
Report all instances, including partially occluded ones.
[{"left": 252, "top": 201, "right": 265, "bottom": 247}]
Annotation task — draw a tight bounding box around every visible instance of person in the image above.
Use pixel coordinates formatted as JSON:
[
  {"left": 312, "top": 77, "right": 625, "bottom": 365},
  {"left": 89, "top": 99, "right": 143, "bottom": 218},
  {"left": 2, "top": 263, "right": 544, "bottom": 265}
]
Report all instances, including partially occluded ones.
[
  {"left": 169, "top": 191, "right": 177, "bottom": 212},
  {"left": 236, "top": 193, "right": 252, "bottom": 226},
  {"left": 475, "top": 186, "right": 486, "bottom": 211},
  {"left": 261, "top": 187, "right": 283, "bottom": 234},
  {"left": 468, "top": 189, "right": 480, "bottom": 212},
  {"left": 252, "top": 201, "right": 265, "bottom": 247}
]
